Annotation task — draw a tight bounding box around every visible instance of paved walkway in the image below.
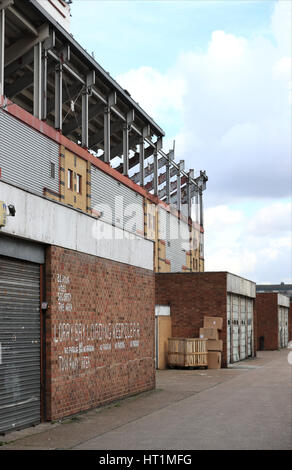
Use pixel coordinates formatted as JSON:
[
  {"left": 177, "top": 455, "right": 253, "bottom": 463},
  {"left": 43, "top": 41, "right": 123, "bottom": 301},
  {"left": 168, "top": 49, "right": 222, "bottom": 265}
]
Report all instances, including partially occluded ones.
[{"left": 1, "top": 350, "right": 291, "bottom": 450}]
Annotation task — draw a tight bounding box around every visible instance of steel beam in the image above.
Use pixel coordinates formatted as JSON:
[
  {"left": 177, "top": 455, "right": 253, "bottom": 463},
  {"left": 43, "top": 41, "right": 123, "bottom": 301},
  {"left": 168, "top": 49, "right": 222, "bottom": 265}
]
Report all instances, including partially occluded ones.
[
  {"left": 103, "top": 91, "right": 116, "bottom": 163},
  {"left": 139, "top": 125, "right": 151, "bottom": 187},
  {"left": 55, "top": 62, "right": 62, "bottom": 130},
  {"left": 33, "top": 42, "right": 42, "bottom": 119},
  {"left": 90, "top": 118, "right": 122, "bottom": 150},
  {"left": 5, "top": 48, "right": 34, "bottom": 79},
  {"left": 187, "top": 169, "right": 194, "bottom": 218},
  {"left": 123, "top": 110, "right": 134, "bottom": 176},
  {"left": 153, "top": 137, "right": 162, "bottom": 195},
  {"left": 47, "top": 81, "right": 80, "bottom": 115},
  {"left": 0, "top": 8, "right": 5, "bottom": 96},
  {"left": 8, "top": 5, "right": 38, "bottom": 37},
  {"left": 5, "top": 70, "right": 33, "bottom": 97},
  {"left": 81, "top": 70, "right": 95, "bottom": 148},
  {"left": 5, "top": 23, "right": 49, "bottom": 67},
  {"left": 199, "top": 189, "right": 204, "bottom": 227},
  {"left": 176, "top": 160, "right": 184, "bottom": 212}
]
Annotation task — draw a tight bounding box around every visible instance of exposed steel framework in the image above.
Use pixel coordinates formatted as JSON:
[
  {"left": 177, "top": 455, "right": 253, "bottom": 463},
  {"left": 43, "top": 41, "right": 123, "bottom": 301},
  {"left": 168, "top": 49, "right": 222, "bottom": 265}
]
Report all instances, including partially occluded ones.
[{"left": 0, "top": 0, "right": 207, "bottom": 222}]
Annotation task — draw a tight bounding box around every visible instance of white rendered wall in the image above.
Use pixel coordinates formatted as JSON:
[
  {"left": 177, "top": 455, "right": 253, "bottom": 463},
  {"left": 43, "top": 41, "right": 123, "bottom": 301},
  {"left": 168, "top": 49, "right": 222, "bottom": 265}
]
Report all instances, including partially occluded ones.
[{"left": 0, "top": 181, "right": 153, "bottom": 271}]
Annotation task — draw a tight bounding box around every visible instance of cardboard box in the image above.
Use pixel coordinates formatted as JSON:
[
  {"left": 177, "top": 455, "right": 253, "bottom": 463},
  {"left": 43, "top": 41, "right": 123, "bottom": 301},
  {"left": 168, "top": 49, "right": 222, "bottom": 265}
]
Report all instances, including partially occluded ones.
[
  {"left": 199, "top": 327, "right": 219, "bottom": 340},
  {"left": 208, "top": 352, "right": 221, "bottom": 369},
  {"left": 203, "top": 316, "right": 223, "bottom": 330},
  {"left": 207, "top": 339, "right": 223, "bottom": 352}
]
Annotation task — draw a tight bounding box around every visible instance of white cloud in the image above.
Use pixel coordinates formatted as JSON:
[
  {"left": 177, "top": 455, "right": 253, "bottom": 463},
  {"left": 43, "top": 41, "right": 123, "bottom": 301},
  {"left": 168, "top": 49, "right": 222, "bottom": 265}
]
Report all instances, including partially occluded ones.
[
  {"left": 115, "top": 1, "right": 291, "bottom": 283},
  {"left": 116, "top": 1, "right": 291, "bottom": 203},
  {"left": 204, "top": 201, "right": 292, "bottom": 282}
]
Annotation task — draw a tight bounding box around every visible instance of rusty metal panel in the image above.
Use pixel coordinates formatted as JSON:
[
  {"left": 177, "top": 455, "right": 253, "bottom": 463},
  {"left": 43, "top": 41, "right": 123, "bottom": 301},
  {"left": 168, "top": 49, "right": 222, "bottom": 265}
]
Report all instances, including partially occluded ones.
[
  {"left": 0, "top": 256, "right": 40, "bottom": 434},
  {"left": 0, "top": 109, "right": 59, "bottom": 196}
]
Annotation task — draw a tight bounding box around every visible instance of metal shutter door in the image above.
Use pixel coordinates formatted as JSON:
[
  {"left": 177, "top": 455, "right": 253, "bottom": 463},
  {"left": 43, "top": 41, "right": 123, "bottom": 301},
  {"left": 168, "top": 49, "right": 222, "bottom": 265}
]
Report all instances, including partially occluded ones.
[
  {"left": 247, "top": 299, "right": 253, "bottom": 356},
  {"left": 284, "top": 308, "right": 288, "bottom": 347},
  {"left": 232, "top": 295, "right": 239, "bottom": 362},
  {"left": 239, "top": 297, "right": 246, "bottom": 360},
  {"left": 227, "top": 294, "right": 231, "bottom": 365},
  {"left": 0, "top": 256, "right": 40, "bottom": 433}
]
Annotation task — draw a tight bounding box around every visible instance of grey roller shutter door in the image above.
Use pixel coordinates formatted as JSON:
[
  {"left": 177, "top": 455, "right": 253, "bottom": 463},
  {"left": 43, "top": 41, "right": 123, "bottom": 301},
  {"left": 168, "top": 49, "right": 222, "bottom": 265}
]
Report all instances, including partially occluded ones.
[{"left": 0, "top": 256, "right": 40, "bottom": 434}]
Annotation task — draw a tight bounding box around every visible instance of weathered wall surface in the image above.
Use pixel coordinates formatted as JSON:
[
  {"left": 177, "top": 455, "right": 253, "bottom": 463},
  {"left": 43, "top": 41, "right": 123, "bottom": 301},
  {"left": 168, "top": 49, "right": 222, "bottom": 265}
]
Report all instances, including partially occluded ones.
[
  {"left": 0, "top": 180, "right": 153, "bottom": 271},
  {"left": 45, "top": 245, "right": 155, "bottom": 420}
]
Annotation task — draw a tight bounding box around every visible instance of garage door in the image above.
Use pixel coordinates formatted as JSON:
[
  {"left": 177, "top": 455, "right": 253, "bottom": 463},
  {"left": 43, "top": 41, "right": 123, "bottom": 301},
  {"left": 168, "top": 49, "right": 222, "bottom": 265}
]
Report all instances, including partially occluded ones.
[
  {"left": 228, "top": 294, "right": 254, "bottom": 363},
  {"left": 0, "top": 256, "right": 40, "bottom": 434},
  {"left": 278, "top": 306, "right": 289, "bottom": 349}
]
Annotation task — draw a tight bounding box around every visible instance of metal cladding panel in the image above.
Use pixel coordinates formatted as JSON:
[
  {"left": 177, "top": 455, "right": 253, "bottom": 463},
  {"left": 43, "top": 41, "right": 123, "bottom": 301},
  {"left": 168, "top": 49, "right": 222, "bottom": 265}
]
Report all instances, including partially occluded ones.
[
  {"left": 229, "top": 294, "right": 254, "bottom": 363},
  {"left": 227, "top": 273, "right": 256, "bottom": 298},
  {"left": 165, "top": 213, "right": 189, "bottom": 272},
  {"left": 239, "top": 297, "right": 246, "bottom": 360},
  {"left": 278, "top": 306, "right": 288, "bottom": 348},
  {"left": 0, "top": 256, "right": 40, "bottom": 434},
  {"left": 158, "top": 206, "right": 167, "bottom": 241},
  {"left": 0, "top": 110, "right": 59, "bottom": 196},
  {"left": 91, "top": 166, "right": 144, "bottom": 235},
  {"left": 277, "top": 294, "right": 290, "bottom": 308},
  {"left": 231, "top": 295, "right": 239, "bottom": 363},
  {"left": 247, "top": 299, "right": 253, "bottom": 356},
  {"left": 227, "top": 294, "right": 231, "bottom": 365}
]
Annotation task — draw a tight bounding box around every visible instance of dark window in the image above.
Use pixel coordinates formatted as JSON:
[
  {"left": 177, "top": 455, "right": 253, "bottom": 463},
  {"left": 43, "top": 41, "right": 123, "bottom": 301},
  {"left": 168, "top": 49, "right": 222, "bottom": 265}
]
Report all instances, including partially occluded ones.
[{"left": 50, "top": 162, "right": 55, "bottom": 179}]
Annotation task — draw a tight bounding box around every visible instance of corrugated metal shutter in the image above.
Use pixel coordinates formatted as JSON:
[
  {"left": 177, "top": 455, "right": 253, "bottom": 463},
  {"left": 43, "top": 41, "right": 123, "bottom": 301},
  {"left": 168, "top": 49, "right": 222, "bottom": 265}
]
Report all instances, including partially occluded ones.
[
  {"left": 91, "top": 166, "right": 144, "bottom": 235},
  {"left": 166, "top": 213, "right": 188, "bottom": 272},
  {"left": 278, "top": 306, "right": 288, "bottom": 348},
  {"left": 227, "top": 294, "right": 231, "bottom": 365},
  {"left": 247, "top": 299, "right": 253, "bottom": 356},
  {"left": 284, "top": 308, "right": 288, "bottom": 347},
  {"left": 239, "top": 297, "right": 246, "bottom": 360},
  {"left": 0, "top": 109, "right": 59, "bottom": 196},
  {"left": 158, "top": 206, "right": 167, "bottom": 241},
  {"left": 0, "top": 256, "right": 40, "bottom": 434},
  {"left": 231, "top": 295, "right": 239, "bottom": 362}
]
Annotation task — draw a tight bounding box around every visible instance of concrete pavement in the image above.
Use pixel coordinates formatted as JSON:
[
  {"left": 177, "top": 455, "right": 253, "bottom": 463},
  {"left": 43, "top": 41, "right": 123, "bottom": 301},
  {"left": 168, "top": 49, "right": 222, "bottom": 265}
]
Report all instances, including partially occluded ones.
[{"left": 0, "top": 350, "right": 291, "bottom": 450}]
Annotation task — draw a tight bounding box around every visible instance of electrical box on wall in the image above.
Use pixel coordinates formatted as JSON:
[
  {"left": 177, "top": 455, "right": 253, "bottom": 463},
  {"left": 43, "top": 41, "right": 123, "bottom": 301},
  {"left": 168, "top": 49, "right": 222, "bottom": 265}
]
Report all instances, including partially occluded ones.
[{"left": 0, "top": 202, "right": 7, "bottom": 228}]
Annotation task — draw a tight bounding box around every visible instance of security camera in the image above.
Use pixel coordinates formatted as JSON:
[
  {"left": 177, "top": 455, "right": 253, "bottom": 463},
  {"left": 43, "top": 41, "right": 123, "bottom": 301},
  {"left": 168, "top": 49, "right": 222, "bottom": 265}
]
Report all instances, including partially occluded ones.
[{"left": 8, "top": 205, "right": 16, "bottom": 217}]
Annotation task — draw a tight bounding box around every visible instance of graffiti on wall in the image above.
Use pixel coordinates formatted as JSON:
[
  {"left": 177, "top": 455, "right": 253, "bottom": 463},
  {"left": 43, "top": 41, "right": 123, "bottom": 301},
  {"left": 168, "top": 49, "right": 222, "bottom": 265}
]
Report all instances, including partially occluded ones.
[{"left": 54, "top": 275, "right": 141, "bottom": 373}]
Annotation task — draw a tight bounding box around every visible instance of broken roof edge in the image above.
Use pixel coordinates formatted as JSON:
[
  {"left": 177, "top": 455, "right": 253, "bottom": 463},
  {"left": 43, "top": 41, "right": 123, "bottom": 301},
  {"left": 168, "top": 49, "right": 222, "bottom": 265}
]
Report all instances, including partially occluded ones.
[{"left": 28, "top": 0, "right": 165, "bottom": 138}]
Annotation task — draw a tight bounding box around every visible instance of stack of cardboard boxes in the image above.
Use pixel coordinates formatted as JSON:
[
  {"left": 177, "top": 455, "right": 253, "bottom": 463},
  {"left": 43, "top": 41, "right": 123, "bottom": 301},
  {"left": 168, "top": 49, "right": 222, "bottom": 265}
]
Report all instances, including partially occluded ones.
[{"left": 199, "top": 317, "right": 223, "bottom": 369}]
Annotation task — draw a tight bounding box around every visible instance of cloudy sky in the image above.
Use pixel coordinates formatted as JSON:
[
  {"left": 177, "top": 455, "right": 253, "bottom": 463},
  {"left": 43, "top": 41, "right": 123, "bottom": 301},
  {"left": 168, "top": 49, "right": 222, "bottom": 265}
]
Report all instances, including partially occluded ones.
[{"left": 70, "top": 0, "right": 291, "bottom": 284}]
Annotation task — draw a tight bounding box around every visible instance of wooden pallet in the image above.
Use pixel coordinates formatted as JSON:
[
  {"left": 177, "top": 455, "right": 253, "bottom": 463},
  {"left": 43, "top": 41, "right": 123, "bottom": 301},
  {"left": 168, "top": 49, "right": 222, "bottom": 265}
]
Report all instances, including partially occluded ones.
[{"left": 168, "top": 338, "right": 208, "bottom": 368}]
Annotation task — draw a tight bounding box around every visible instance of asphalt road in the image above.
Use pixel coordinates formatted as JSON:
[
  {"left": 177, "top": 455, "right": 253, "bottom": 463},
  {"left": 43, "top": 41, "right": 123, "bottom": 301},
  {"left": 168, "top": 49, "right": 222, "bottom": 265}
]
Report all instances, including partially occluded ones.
[{"left": 1, "top": 349, "right": 291, "bottom": 450}]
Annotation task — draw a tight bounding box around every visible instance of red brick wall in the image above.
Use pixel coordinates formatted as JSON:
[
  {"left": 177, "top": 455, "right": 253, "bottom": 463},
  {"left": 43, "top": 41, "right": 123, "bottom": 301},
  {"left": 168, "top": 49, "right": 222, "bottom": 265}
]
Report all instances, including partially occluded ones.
[
  {"left": 255, "top": 293, "right": 279, "bottom": 350},
  {"left": 45, "top": 245, "right": 155, "bottom": 421},
  {"left": 155, "top": 272, "right": 229, "bottom": 367}
]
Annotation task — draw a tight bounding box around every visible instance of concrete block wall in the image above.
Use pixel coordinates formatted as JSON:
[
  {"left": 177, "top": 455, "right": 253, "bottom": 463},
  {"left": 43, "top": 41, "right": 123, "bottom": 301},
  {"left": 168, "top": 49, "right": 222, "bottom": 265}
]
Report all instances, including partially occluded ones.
[{"left": 45, "top": 245, "right": 155, "bottom": 421}]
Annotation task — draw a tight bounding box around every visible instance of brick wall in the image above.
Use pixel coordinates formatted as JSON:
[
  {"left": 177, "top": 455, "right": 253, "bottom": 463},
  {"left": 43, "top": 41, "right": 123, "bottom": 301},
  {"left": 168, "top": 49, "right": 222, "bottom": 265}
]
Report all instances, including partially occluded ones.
[
  {"left": 155, "top": 272, "right": 229, "bottom": 367},
  {"left": 45, "top": 245, "right": 155, "bottom": 421},
  {"left": 255, "top": 293, "right": 279, "bottom": 350}
]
